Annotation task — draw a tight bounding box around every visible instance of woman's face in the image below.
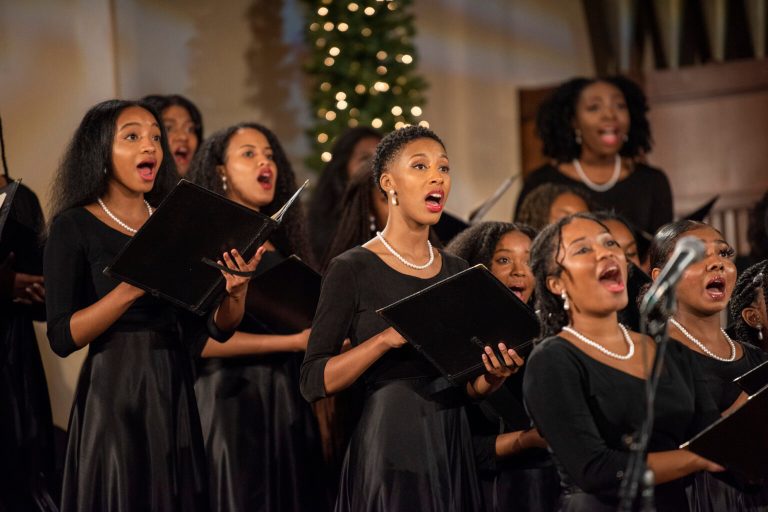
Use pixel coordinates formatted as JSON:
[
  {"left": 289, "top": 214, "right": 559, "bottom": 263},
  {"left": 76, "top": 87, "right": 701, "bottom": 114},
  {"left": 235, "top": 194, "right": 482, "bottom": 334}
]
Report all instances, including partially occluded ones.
[
  {"left": 655, "top": 227, "right": 737, "bottom": 317},
  {"left": 380, "top": 138, "right": 451, "bottom": 226},
  {"left": 604, "top": 218, "right": 640, "bottom": 267},
  {"left": 111, "top": 106, "right": 162, "bottom": 194},
  {"left": 573, "top": 81, "right": 630, "bottom": 158},
  {"left": 548, "top": 192, "right": 589, "bottom": 223},
  {"left": 548, "top": 217, "right": 628, "bottom": 316},
  {"left": 490, "top": 230, "right": 535, "bottom": 303},
  {"left": 162, "top": 105, "right": 198, "bottom": 176},
  {"left": 347, "top": 136, "right": 380, "bottom": 178},
  {"left": 220, "top": 128, "right": 278, "bottom": 211}
]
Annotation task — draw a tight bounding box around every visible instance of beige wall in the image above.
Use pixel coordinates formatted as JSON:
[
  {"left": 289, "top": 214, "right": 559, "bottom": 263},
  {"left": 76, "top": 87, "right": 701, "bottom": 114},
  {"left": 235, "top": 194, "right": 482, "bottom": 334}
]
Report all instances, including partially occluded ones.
[{"left": 0, "top": 0, "right": 593, "bottom": 428}]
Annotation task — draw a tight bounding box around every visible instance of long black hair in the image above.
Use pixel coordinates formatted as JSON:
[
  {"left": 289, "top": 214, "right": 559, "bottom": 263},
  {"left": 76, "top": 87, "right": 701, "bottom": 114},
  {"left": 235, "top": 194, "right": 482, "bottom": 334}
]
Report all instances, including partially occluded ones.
[
  {"left": 48, "top": 99, "right": 179, "bottom": 225},
  {"left": 747, "top": 191, "right": 768, "bottom": 261},
  {"left": 0, "top": 116, "right": 10, "bottom": 179},
  {"left": 321, "top": 163, "right": 380, "bottom": 271},
  {"left": 141, "top": 94, "right": 204, "bottom": 143},
  {"left": 188, "top": 122, "right": 314, "bottom": 267},
  {"left": 446, "top": 221, "right": 536, "bottom": 267},
  {"left": 530, "top": 212, "right": 612, "bottom": 338},
  {"left": 730, "top": 259, "right": 767, "bottom": 345},
  {"left": 537, "top": 75, "right": 652, "bottom": 162}
]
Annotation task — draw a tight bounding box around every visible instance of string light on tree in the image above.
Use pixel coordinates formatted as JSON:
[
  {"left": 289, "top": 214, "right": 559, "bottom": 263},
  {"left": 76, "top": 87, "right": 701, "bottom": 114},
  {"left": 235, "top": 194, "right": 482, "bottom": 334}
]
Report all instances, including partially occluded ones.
[{"left": 302, "top": 0, "right": 428, "bottom": 171}]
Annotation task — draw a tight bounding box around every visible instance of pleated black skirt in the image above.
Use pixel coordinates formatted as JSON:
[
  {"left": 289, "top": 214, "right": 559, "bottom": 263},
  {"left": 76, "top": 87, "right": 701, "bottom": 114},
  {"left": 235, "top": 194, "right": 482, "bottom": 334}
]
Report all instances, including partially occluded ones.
[
  {"left": 60, "top": 330, "right": 208, "bottom": 512},
  {"left": 335, "top": 379, "right": 483, "bottom": 512}
]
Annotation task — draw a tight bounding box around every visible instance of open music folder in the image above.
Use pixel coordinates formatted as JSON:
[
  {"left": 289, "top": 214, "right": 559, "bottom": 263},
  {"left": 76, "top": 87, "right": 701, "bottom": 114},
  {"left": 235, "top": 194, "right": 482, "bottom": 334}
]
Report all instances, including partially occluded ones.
[
  {"left": 681, "top": 382, "right": 768, "bottom": 481},
  {"left": 104, "top": 179, "right": 308, "bottom": 314},
  {"left": 377, "top": 264, "right": 540, "bottom": 385},
  {"left": 244, "top": 254, "right": 321, "bottom": 334}
]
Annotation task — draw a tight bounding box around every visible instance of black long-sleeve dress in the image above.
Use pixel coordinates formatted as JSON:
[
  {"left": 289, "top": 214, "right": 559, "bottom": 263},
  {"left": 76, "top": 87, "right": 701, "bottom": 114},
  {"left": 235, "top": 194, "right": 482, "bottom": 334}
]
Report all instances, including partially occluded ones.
[
  {"left": 194, "top": 250, "right": 327, "bottom": 512},
  {"left": 0, "top": 182, "right": 56, "bottom": 510},
  {"left": 468, "top": 371, "right": 560, "bottom": 512},
  {"left": 515, "top": 163, "right": 673, "bottom": 239},
  {"left": 45, "top": 207, "right": 231, "bottom": 512},
  {"left": 301, "top": 246, "right": 484, "bottom": 512},
  {"left": 524, "top": 335, "right": 719, "bottom": 512},
  {"left": 675, "top": 338, "right": 768, "bottom": 511}
]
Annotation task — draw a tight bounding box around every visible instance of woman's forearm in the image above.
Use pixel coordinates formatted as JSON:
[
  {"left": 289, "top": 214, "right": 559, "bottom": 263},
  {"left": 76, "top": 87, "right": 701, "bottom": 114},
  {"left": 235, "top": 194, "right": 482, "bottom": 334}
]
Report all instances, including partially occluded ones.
[
  {"left": 69, "top": 282, "right": 143, "bottom": 348},
  {"left": 322, "top": 332, "right": 392, "bottom": 395},
  {"left": 201, "top": 331, "right": 305, "bottom": 357}
]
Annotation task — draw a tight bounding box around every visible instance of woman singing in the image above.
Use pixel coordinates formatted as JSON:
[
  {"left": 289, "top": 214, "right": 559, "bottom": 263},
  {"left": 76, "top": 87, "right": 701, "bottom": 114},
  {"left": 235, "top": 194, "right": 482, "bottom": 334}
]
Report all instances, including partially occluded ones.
[
  {"left": 45, "top": 100, "right": 258, "bottom": 511},
  {"left": 524, "top": 213, "right": 722, "bottom": 511},
  {"left": 301, "top": 126, "right": 522, "bottom": 512}
]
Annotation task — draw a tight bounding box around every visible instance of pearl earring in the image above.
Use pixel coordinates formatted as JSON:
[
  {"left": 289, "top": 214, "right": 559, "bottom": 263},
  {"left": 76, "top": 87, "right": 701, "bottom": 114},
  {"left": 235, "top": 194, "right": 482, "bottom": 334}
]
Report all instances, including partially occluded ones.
[
  {"left": 561, "top": 291, "right": 570, "bottom": 311},
  {"left": 574, "top": 129, "right": 582, "bottom": 146},
  {"left": 758, "top": 324, "right": 764, "bottom": 342},
  {"left": 221, "top": 175, "right": 228, "bottom": 192},
  {"left": 389, "top": 189, "right": 398, "bottom": 206}
]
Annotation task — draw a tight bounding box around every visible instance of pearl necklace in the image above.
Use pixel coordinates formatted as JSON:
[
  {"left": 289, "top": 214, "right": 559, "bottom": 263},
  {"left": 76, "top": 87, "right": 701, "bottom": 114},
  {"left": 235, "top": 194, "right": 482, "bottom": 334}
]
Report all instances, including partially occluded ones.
[
  {"left": 562, "top": 323, "right": 635, "bottom": 360},
  {"left": 376, "top": 231, "right": 434, "bottom": 270},
  {"left": 572, "top": 155, "right": 621, "bottom": 192},
  {"left": 669, "top": 318, "right": 736, "bottom": 362},
  {"left": 97, "top": 198, "right": 153, "bottom": 234}
]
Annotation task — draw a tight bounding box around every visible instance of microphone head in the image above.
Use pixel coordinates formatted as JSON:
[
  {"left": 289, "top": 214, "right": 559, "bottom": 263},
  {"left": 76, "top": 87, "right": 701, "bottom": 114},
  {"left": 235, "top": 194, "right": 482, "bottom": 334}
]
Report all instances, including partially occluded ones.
[{"left": 674, "top": 235, "right": 706, "bottom": 261}]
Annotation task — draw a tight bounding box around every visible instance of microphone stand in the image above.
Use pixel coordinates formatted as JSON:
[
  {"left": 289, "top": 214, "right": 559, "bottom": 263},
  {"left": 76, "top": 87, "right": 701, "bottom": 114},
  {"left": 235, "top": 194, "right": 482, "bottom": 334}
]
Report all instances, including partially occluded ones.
[{"left": 618, "top": 292, "right": 677, "bottom": 512}]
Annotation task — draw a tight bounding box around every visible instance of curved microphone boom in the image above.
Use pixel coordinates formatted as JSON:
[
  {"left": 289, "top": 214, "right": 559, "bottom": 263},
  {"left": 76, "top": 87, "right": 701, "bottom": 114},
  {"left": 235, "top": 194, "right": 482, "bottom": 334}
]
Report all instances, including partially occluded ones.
[{"left": 640, "top": 236, "right": 706, "bottom": 317}]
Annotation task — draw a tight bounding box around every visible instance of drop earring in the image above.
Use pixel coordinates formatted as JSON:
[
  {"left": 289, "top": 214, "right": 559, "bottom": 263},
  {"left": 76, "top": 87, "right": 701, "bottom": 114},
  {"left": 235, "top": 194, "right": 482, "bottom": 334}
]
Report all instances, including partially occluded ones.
[
  {"left": 758, "top": 324, "right": 764, "bottom": 342},
  {"left": 221, "top": 175, "right": 228, "bottom": 192},
  {"left": 561, "top": 291, "right": 570, "bottom": 311},
  {"left": 389, "top": 189, "right": 398, "bottom": 206},
  {"left": 574, "top": 129, "right": 582, "bottom": 146}
]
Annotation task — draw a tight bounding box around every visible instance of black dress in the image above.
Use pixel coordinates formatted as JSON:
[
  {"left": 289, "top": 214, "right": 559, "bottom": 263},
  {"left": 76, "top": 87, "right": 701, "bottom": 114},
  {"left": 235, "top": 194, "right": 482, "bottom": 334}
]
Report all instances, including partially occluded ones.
[
  {"left": 0, "top": 183, "right": 56, "bottom": 510},
  {"left": 523, "top": 336, "right": 719, "bottom": 512},
  {"left": 194, "top": 250, "right": 327, "bottom": 512},
  {"left": 45, "top": 207, "right": 230, "bottom": 512},
  {"left": 674, "top": 338, "right": 768, "bottom": 512},
  {"left": 301, "top": 247, "right": 483, "bottom": 512},
  {"left": 468, "top": 371, "right": 560, "bottom": 512},
  {"left": 515, "top": 163, "right": 673, "bottom": 238}
]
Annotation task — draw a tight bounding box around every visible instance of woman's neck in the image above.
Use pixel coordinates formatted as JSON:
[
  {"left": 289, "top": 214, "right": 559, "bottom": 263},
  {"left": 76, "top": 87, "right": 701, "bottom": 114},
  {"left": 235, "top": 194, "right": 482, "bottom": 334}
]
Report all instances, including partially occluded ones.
[
  {"left": 569, "top": 311, "right": 623, "bottom": 341},
  {"left": 674, "top": 306, "right": 723, "bottom": 344},
  {"left": 102, "top": 182, "right": 146, "bottom": 216},
  {"left": 380, "top": 213, "right": 431, "bottom": 259},
  {"left": 578, "top": 146, "right": 617, "bottom": 167}
]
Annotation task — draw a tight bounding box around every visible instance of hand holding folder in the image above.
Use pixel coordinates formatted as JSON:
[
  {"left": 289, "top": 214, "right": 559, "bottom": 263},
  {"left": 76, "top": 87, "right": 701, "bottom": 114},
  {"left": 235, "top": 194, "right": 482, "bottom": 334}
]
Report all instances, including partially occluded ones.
[
  {"left": 377, "top": 264, "right": 540, "bottom": 385},
  {"left": 104, "top": 179, "right": 308, "bottom": 314}
]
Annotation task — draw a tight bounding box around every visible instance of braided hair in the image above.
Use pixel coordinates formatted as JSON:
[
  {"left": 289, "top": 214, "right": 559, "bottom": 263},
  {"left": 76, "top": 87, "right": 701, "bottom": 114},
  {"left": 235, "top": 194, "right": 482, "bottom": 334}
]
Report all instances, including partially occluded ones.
[
  {"left": 730, "top": 259, "right": 768, "bottom": 345},
  {"left": 371, "top": 125, "right": 445, "bottom": 193},
  {"left": 188, "top": 122, "right": 315, "bottom": 268},
  {"left": 530, "top": 212, "right": 612, "bottom": 338}
]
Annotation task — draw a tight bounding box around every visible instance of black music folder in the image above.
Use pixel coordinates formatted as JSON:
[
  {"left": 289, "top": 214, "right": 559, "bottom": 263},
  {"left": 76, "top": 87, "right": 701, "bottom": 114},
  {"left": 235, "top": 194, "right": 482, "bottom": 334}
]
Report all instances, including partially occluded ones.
[
  {"left": 104, "top": 179, "right": 308, "bottom": 314},
  {"left": 244, "top": 255, "right": 321, "bottom": 334},
  {"left": 681, "top": 383, "right": 768, "bottom": 481},
  {"left": 735, "top": 360, "right": 768, "bottom": 396},
  {"left": 377, "top": 264, "right": 540, "bottom": 385}
]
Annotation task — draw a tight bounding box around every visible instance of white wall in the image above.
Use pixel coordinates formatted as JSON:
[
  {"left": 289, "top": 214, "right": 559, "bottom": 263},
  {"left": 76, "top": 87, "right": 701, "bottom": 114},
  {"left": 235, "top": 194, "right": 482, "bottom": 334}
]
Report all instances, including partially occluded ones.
[{"left": 0, "top": 0, "right": 593, "bottom": 428}]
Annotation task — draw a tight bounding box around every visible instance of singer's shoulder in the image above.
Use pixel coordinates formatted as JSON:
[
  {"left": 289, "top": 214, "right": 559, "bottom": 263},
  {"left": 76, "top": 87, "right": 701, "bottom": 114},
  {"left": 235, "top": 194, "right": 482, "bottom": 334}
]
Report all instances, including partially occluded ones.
[{"left": 529, "top": 335, "right": 584, "bottom": 367}]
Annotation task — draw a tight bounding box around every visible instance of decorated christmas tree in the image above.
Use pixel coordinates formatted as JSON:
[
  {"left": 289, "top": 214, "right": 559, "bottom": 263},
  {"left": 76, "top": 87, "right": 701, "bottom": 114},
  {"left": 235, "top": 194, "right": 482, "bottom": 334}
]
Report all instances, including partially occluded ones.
[{"left": 302, "top": 0, "right": 429, "bottom": 171}]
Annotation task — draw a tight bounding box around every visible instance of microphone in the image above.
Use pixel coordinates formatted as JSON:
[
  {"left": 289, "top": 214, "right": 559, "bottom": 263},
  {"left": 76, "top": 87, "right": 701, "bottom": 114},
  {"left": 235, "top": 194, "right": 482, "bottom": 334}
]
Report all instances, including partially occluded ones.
[{"left": 640, "top": 236, "right": 706, "bottom": 316}]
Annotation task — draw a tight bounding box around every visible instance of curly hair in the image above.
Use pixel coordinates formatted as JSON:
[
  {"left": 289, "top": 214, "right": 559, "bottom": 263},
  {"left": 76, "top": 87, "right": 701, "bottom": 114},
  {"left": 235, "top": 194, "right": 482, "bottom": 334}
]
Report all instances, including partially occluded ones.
[
  {"left": 729, "top": 259, "right": 767, "bottom": 345},
  {"left": 187, "top": 122, "right": 315, "bottom": 268},
  {"left": 371, "top": 125, "right": 445, "bottom": 194},
  {"left": 141, "top": 94, "right": 204, "bottom": 144},
  {"left": 537, "top": 75, "right": 653, "bottom": 162},
  {"left": 747, "top": 191, "right": 768, "bottom": 260},
  {"left": 530, "top": 212, "right": 612, "bottom": 338},
  {"left": 516, "top": 182, "right": 592, "bottom": 230},
  {"left": 445, "top": 221, "right": 536, "bottom": 268},
  {"left": 48, "top": 99, "right": 179, "bottom": 227}
]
